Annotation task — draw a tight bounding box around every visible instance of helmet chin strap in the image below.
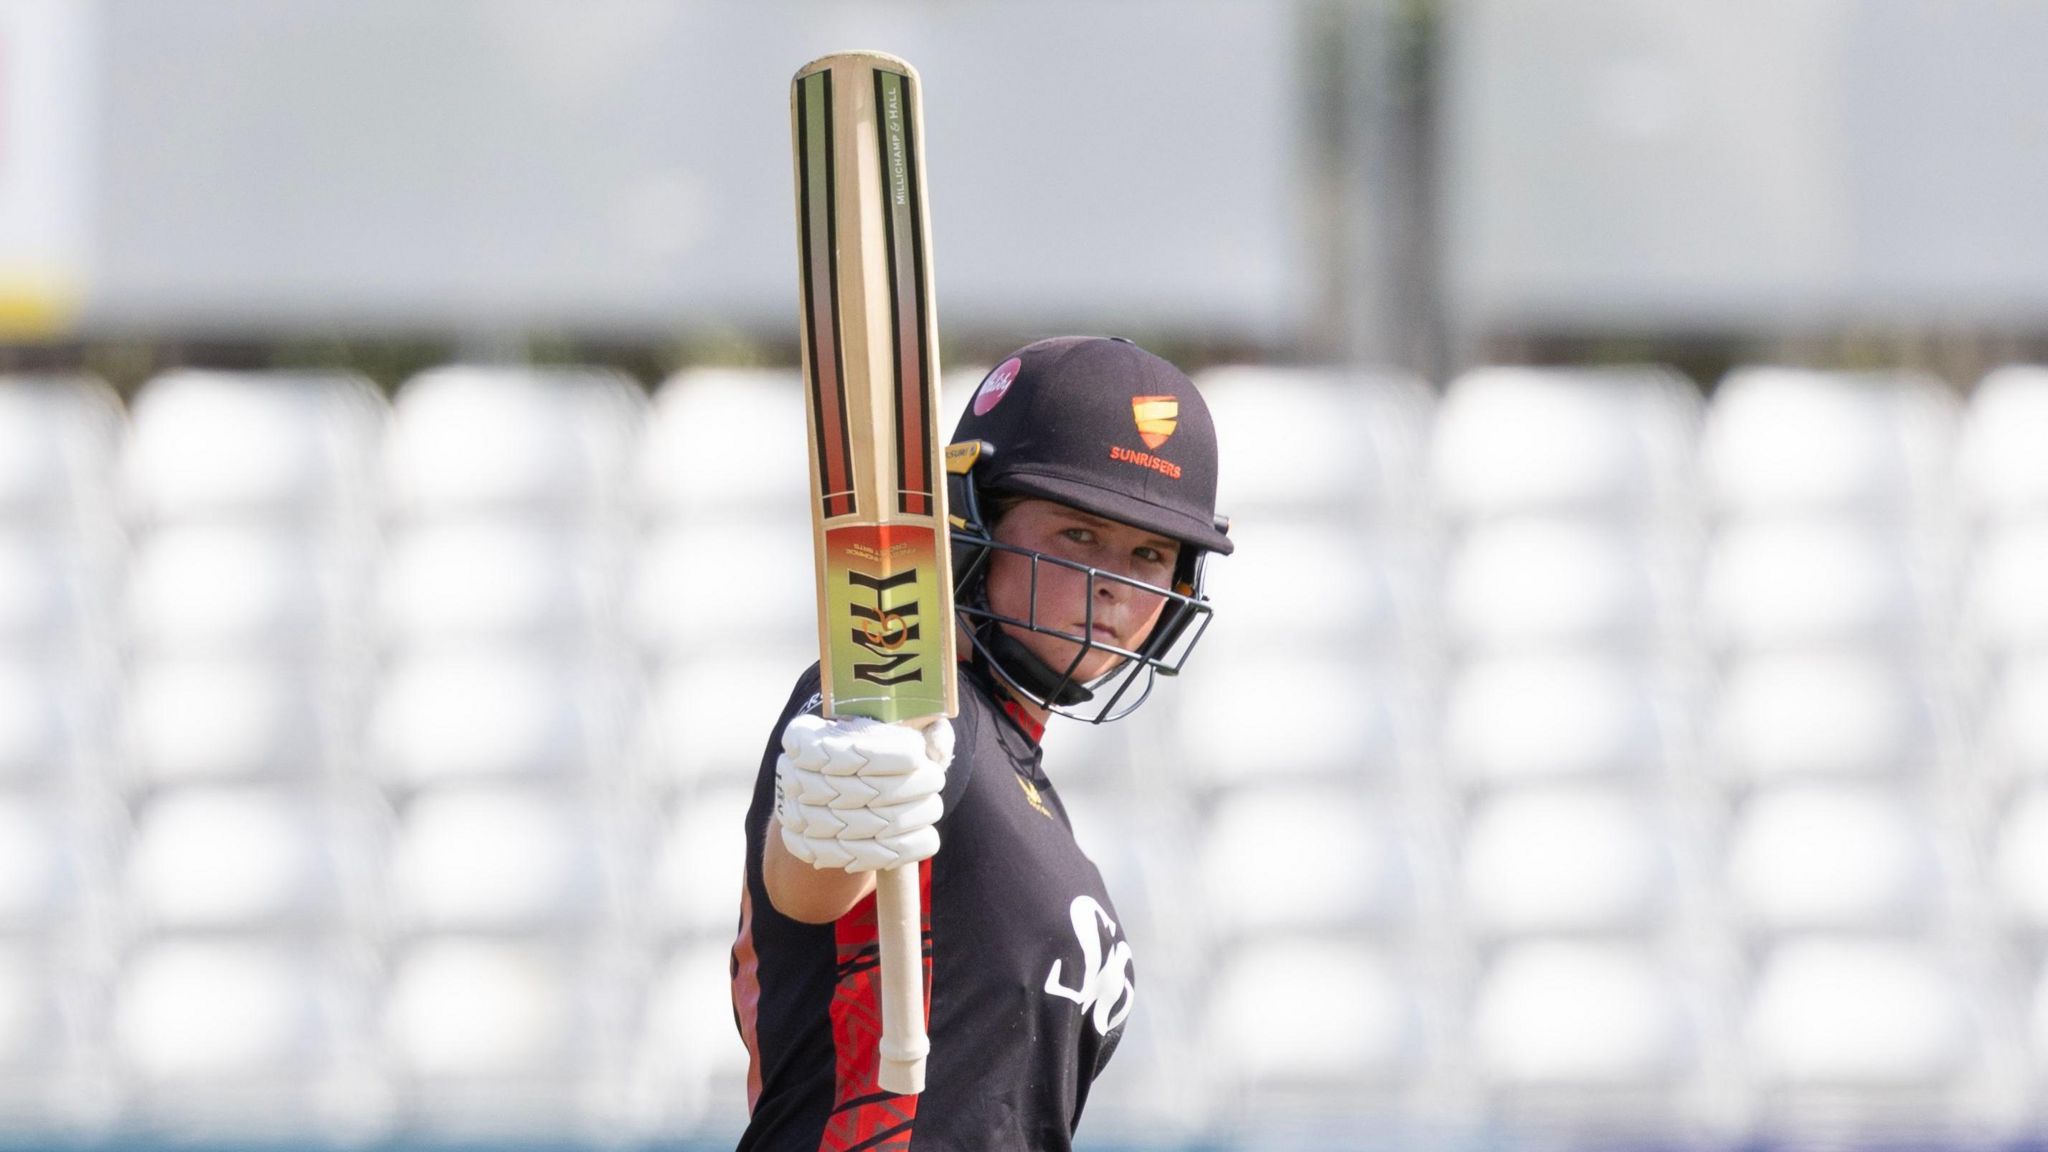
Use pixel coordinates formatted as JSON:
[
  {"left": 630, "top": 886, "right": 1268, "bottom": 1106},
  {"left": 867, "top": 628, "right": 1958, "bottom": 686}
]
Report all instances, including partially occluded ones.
[{"left": 973, "top": 619, "right": 1096, "bottom": 708}]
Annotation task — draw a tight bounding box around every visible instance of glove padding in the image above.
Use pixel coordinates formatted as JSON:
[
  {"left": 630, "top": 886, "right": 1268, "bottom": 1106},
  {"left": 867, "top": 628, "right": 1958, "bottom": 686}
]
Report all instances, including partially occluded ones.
[{"left": 775, "top": 713, "right": 954, "bottom": 873}]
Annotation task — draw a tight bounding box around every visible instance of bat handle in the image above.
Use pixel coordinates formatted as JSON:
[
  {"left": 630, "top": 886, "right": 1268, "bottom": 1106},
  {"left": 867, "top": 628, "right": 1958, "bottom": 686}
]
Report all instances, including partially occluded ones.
[{"left": 874, "top": 861, "right": 928, "bottom": 1094}]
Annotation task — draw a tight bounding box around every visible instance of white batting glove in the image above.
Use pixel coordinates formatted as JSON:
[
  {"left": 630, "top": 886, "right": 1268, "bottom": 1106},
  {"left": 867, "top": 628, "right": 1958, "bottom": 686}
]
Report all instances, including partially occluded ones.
[{"left": 775, "top": 714, "right": 954, "bottom": 873}]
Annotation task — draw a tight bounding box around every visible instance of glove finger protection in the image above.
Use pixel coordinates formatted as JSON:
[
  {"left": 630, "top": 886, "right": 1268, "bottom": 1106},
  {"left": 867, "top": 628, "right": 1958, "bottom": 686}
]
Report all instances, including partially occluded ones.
[
  {"left": 922, "top": 716, "right": 955, "bottom": 764},
  {"left": 775, "top": 713, "right": 955, "bottom": 873}
]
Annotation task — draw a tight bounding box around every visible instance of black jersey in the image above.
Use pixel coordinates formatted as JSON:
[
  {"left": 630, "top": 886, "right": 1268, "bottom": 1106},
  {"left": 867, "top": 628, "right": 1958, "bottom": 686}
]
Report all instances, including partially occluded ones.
[{"left": 731, "top": 661, "right": 1134, "bottom": 1152}]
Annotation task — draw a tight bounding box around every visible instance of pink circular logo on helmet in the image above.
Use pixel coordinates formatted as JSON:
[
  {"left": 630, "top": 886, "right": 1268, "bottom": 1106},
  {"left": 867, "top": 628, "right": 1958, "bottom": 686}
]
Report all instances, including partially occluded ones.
[{"left": 973, "top": 358, "right": 1022, "bottom": 416}]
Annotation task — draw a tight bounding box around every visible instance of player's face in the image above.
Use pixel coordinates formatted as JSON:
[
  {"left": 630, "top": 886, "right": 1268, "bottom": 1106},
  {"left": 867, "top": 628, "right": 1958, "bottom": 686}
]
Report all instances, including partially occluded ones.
[{"left": 985, "top": 499, "right": 1180, "bottom": 685}]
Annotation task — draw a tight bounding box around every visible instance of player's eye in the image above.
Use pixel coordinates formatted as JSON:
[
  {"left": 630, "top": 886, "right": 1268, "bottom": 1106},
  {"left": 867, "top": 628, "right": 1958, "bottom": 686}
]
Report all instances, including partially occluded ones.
[
  {"left": 1134, "top": 546, "right": 1166, "bottom": 566},
  {"left": 1061, "top": 527, "right": 1096, "bottom": 546}
]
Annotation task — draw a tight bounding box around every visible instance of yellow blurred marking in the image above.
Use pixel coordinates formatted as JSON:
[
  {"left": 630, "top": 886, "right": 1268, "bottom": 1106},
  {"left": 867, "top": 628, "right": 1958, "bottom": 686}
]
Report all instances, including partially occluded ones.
[{"left": 0, "top": 276, "right": 82, "bottom": 339}]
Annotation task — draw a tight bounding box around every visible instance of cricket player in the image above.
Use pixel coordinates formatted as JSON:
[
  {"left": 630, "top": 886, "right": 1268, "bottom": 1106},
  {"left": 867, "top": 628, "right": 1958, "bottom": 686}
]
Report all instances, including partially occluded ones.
[{"left": 731, "top": 336, "right": 1235, "bottom": 1150}]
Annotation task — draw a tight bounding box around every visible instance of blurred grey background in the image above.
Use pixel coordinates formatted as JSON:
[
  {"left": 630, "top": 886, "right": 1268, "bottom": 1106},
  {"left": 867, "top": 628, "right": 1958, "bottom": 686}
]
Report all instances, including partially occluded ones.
[
  {"left": 8, "top": 0, "right": 2048, "bottom": 379},
  {"left": 6, "top": 2, "right": 2048, "bottom": 1151}
]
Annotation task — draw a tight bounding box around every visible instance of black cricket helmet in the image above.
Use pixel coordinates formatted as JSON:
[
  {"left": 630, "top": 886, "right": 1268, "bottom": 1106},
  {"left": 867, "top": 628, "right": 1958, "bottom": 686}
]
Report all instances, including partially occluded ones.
[{"left": 946, "top": 336, "right": 1233, "bottom": 723}]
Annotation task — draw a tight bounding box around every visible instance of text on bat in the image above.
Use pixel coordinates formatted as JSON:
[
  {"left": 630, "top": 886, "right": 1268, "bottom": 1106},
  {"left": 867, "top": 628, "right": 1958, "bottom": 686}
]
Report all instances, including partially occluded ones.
[{"left": 847, "top": 568, "right": 924, "bottom": 685}]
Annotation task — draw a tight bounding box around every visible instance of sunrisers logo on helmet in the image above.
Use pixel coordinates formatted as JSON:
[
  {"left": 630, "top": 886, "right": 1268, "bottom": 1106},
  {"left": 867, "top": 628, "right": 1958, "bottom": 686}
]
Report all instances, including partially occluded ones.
[{"left": 1131, "top": 396, "right": 1178, "bottom": 449}]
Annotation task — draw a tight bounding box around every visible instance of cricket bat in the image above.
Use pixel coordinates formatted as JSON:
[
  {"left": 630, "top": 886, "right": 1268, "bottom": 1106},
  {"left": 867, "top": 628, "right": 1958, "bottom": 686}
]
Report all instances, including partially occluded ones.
[{"left": 791, "top": 50, "right": 956, "bottom": 1097}]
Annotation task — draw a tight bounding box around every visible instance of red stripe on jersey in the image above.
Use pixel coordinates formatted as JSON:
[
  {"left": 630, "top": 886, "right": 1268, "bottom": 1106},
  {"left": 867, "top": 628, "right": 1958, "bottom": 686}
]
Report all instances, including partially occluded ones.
[
  {"left": 820, "top": 860, "right": 933, "bottom": 1152},
  {"left": 732, "top": 882, "right": 766, "bottom": 1112},
  {"left": 997, "top": 694, "right": 1046, "bottom": 744}
]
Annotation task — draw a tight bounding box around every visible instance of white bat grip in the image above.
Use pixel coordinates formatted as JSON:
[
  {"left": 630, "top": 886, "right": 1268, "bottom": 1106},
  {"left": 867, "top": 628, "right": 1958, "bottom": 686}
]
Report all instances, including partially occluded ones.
[{"left": 874, "top": 861, "right": 928, "bottom": 1094}]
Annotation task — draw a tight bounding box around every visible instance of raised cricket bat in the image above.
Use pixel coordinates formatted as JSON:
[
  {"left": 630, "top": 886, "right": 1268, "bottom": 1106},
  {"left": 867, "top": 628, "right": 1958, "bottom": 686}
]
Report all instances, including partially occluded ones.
[{"left": 791, "top": 50, "right": 956, "bottom": 1097}]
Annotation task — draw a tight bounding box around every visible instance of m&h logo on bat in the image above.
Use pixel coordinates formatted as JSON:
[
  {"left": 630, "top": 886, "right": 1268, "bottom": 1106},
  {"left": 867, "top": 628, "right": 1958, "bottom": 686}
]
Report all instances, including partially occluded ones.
[
  {"left": 1131, "top": 396, "right": 1178, "bottom": 449},
  {"left": 847, "top": 569, "right": 924, "bottom": 685}
]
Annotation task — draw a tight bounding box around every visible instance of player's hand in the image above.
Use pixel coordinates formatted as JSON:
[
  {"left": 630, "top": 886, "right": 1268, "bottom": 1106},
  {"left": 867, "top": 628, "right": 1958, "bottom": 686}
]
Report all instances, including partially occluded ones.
[{"left": 775, "top": 714, "right": 954, "bottom": 873}]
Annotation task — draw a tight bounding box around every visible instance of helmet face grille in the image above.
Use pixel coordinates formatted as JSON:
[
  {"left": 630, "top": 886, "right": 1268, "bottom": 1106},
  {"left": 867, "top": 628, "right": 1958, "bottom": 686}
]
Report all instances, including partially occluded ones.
[{"left": 948, "top": 468, "right": 1218, "bottom": 724}]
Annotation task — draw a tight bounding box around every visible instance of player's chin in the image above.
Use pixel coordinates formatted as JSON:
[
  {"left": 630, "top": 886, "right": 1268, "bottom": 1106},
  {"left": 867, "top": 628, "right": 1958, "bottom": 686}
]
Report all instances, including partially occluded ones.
[{"left": 1073, "top": 652, "right": 1128, "bottom": 684}]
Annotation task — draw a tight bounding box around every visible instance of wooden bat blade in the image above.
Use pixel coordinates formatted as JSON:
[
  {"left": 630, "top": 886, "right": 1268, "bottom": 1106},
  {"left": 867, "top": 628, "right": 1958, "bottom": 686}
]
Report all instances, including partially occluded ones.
[
  {"left": 792, "top": 52, "right": 956, "bottom": 726},
  {"left": 791, "top": 49, "right": 953, "bottom": 1099}
]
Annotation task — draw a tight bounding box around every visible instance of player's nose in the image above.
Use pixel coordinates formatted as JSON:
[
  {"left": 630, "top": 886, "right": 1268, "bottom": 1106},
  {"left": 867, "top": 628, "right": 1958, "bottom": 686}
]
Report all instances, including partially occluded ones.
[{"left": 1092, "top": 570, "right": 1129, "bottom": 603}]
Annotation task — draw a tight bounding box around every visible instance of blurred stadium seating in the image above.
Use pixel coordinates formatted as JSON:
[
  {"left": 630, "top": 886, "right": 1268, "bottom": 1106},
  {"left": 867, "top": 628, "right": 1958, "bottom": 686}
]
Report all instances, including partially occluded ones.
[{"left": 1, "top": 360, "right": 2045, "bottom": 1151}]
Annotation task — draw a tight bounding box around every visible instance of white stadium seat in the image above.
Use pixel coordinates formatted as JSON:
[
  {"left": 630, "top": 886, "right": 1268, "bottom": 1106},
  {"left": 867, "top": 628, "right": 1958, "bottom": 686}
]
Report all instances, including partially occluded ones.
[
  {"left": 378, "top": 521, "right": 615, "bottom": 649},
  {"left": 385, "top": 365, "right": 647, "bottom": 525},
  {"left": 1035, "top": 702, "right": 1154, "bottom": 782},
  {"left": 1745, "top": 938, "right": 1975, "bottom": 1089},
  {"left": 1174, "top": 652, "right": 1401, "bottom": 787},
  {"left": 1701, "top": 521, "right": 1923, "bottom": 654},
  {"left": 388, "top": 787, "right": 609, "bottom": 935},
  {"left": 639, "top": 655, "right": 815, "bottom": 793},
  {"left": 636, "top": 369, "right": 808, "bottom": 523},
  {"left": 1962, "top": 524, "right": 2048, "bottom": 660},
  {"left": 1431, "top": 365, "right": 1699, "bottom": 523},
  {"left": 1444, "top": 520, "right": 1662, "bottom": 653},
  {"left": 385, "top": 939, "right": 579, "bottom": 1080},
  {"left": 384, "top": 937, "right": 620, "bottom": 1137},
  {"left": 1194, "top": 519, "right": 1408, "bottom": 654},
  {"left": 0, "top": 658, "right": 76, "bottom": 784},
  {"left": 1471, "top": 941, "right": 1693, "bottom": 1088},
  {"left": 1199, "top": 786, "right": 1408, "bottom": 937},
  {"left": 0, "top": 530, "right": 94, "bottom": 651},
  {"left": 0, "top": 946, "right": 99, "bottom": 1134},
  {"left": 1957, "top": 366, "right": 2048, "bottom": 525},
  {"left": 370, "top": 650, "right": 629, "bottom": 789},
  {"left": 124, "top": 369, "right": 385, "bottom": 529},
  {"left": 1712, "top": 652, "right": 1937, "bottom": 783},
  {"left": 0, "top": 798, "right": 74, "bottom": 934},
  {"left": 1201, "top": 939, "right": 1420, "bottom": 1098},
  {"left": 629, "top": 939, "right": 753, "bottom": 1136},
  {"left": 124, "top": 788, "right": 344, "bottom": 933},
  {"left": 649, "top": 788, "right": 753, "bottom": 940},
  {"left": 1990, "top": 789, "right": 2048, "bottom": 931},
  {"left": 0, "top": 374, "right": 123, "bottom": 530},
  {"left": 127, "top": 525, "right": 353, "bottom": 655},
  {"left": 1702, "top": 367, "right": 1957, "bottom": 522},
  {"left": 1726, "top": 785, "right": 1940, "bottom": 935},
  {"left": 0, "top": 948, "right": 67, "bottom": 1074},
  {"left": 128, "top": 657, "right": 336, "bottom": 785},
  {"left": 115, "top": 939, "right": 357, "bottom": 1084},
  {"left": 2031, "top": 964, "right": 2048, "bottom": 1086},
  {"left": 1443, "top": 653, "right": 1664, "bottom": 787},
  {"left": 1055, "top": 785, "right": 1160, "bottom": 932},
  {"left": 1199, "top": 366, "right": 1435, "bottom": 519},
  {"left": 1460, "top": 786, "right": 1672, "bottom": 936},
  {"left": 628, "top": 519, "right": 815, "bottom": 654},
  {"left": 1982, "top": 655, "right": 2048, "bottom": 785}
]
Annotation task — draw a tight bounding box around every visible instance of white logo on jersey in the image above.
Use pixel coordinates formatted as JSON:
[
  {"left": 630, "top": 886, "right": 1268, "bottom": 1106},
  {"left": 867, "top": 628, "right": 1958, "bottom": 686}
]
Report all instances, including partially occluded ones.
[{"left": 1044, "top": 895, "right": 1134, "bottom": 1035}]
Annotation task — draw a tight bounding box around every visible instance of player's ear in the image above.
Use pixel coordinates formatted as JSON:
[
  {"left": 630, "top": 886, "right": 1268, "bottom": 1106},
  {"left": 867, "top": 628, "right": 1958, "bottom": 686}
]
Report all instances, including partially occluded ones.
[{"left": 1134, "top": 547, "right": 1214, "bottom": 672}]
